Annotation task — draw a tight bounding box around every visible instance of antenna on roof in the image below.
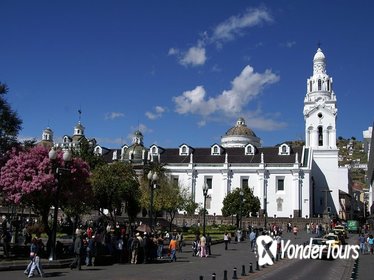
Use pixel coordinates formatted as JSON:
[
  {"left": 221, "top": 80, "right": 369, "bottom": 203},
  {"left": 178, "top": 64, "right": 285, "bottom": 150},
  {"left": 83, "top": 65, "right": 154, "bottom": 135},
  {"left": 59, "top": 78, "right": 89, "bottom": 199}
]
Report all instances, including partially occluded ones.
[{"left": 317, "top": 40, "right": 321, "bottom": 48}]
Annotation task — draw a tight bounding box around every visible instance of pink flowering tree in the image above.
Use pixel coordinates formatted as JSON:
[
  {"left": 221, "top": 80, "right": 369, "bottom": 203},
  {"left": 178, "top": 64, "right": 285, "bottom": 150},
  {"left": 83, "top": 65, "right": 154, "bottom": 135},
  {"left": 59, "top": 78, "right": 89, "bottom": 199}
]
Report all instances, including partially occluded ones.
[{"left": 0, "top": 145, "right": 91, "bottom": 239}]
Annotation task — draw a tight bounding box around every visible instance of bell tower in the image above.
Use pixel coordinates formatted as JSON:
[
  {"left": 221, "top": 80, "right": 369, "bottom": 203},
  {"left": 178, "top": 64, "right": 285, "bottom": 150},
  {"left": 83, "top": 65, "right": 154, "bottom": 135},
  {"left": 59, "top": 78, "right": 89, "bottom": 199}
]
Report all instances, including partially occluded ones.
[{"left": 303, "top": 48, "right": 337, "bottom": 150}]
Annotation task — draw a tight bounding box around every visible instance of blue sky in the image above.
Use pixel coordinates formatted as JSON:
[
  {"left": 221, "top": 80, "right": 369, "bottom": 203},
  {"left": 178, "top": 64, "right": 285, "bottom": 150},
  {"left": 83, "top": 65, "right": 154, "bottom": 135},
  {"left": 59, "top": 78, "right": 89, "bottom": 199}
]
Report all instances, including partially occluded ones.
[{"left": 1, "top": 0, "right": 373, "bottom": 149}]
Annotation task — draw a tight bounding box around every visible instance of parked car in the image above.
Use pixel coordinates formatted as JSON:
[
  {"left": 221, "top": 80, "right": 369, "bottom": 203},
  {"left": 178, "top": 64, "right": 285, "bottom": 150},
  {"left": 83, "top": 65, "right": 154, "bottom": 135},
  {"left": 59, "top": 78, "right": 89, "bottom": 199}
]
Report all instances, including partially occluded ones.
[{"left": 311, "top": 238, "right": 330, "bottom": 259}]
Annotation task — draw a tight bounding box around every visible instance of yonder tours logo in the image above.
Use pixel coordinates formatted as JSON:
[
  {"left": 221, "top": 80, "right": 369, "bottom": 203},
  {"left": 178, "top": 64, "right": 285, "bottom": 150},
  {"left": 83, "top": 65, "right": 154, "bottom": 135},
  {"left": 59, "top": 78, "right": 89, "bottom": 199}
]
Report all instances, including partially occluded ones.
[{"left": 256, "top": 235, "right": 360, "bottom": 265}]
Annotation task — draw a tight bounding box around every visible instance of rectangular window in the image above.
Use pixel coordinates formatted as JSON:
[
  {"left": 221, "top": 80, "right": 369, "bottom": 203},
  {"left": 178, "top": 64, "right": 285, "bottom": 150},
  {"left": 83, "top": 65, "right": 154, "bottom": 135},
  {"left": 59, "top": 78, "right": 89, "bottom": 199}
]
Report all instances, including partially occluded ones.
[
  {"left": 277, "top": 178, "right": 285, "bottom": 192},
  {"left": 241, "top": 177, "right": 249, "bottom": 189},
  {"left": 206, "top": 177, "right": 213, "bottom": 189}
]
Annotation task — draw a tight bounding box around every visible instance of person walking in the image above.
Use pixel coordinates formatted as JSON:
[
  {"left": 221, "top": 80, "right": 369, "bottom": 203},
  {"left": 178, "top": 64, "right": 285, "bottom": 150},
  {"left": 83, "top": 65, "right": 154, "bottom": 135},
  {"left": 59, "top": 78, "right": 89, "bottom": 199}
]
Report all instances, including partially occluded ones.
[
  {"left": 200, "top": 235, "right": 207, "bottom": 257},
  {"left": 169, "top": 236, "right": 177, "bottom": 262},
  {"left": 130, "top": 233, "right": 140, "bottom": 264},
  {"left": 206, "top": 233, "right": 212, "bottom": 256},
  {"left": 224, "top": 232, "right": 229, "bottom": 250},
  {"left": 249, "top": 230, "right": 256, "bottom": 252},
  {"left": 359, "top": 234, "right": 366, "bottom": 255},
  {"left": 70, "top": 231, "right": 83, "bottom": 270},
  {"left": 24, "top": 237, "right": 44, "bottom": 278},
  {"left": 156, "top": 234, "right": 164, "bottom": 259},
  {"left": 1, "top": 229, "right": 11, "bottom": 258},
  {"left": 293, "top": 225, "right": 298, "bottom": 238},
  {"left": 367, "top": 234, "right": 374, "bottom": 255}
]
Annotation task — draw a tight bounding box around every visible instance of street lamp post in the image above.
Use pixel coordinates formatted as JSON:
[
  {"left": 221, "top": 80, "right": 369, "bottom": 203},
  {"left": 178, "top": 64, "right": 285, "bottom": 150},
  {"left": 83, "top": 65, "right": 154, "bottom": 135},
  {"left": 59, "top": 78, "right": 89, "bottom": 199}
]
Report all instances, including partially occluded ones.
[
  {"left": 264, "top": 196, "right": 267, "bottom": 231},
  {"left": 48, "top": 147, "right": 72, "bottom": 261},
  {"left": 147, "top": 171, "right": 158, "bottom": 232},
  {"left": 239, "top": 190, "right": 244, "bottom": 229},
  {"left": 202, "top": 184, "right": 209, "bottom": 236}
]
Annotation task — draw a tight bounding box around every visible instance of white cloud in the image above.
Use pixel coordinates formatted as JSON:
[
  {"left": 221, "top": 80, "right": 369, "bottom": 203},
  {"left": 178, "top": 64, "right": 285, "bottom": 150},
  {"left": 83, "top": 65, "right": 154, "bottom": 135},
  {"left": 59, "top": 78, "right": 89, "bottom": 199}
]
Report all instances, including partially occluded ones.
[
  {"left": 211, "top": 8, "right": 273, "bottom": 43},
  {"left": 145, "top": 106, "right": 166, "bottom": 120},
  {"left": 180, "top": 46, "right": 207, "bottom": 67},
  {"left": 105, "top": 112, "right": 124, "bottom": 120},
  {"left": 280, "top": 41, "right": 296, "bottom": 48},
  {"left": 168, "top": 48, "right": 179, "bottom": 55},
  {"left": 170, "top": 7, "right": 272, "bottom": 67},
  {"left": 173, "top": 65, "right": 279, "bottom": 117}
]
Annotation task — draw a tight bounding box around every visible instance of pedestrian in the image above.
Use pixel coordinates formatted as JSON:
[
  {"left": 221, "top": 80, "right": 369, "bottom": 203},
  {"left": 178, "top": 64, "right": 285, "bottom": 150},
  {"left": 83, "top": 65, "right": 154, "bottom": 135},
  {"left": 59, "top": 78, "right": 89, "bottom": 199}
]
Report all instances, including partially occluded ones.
[
  {"left": 115, "top": 234, "right": 124, "bottom": 263},
  {"left": 143, "top": 232, "right": 149, "bottom": 264},
  {"left": 86, "top": 235, "right": 96, "bottom": 266},
  {"left": 359, "top": 234, "right": 366, "bottom": 255},
  {"left": 1, "top": 229, "right": 11, "bottom": 258},
  {"left": 293, "top": 225, "right": 298, "bottom": 238},
  {"left": 249, "top": 230, "right": 256, "bottom": 251},
  {"left": 224, "top": 232, "right": 229, "bottom": 250},
  {"left": 70, "top": 231, "right": 83, "bottom": 270},
  {"left": 130, "top": 233, "right": 140, "bottom": 264},
  {"left": 157, "top": 234, "right": 164, "bottom": 259},
  {"left": 206, "top": 233, "right": 212, "bottom": 256},
  {"left": 169, "top": 236, "right": 177, "bottom": 262},
  {"left": 24, "top": 237, "right": 44, "bottom": 278},
  {"left": 23, "top": 224, "right": 32, "bottom": 245},
  {"left": 367, "top": 234, "right": 374, "bottom": 255},
  {"left": 192, "top": 236, "right": 199, "bottom": 256},
  {"left": 177, "top": 231, "right": 183, "bottom": 253},
  {"left": 200, "top": 234, "right": 207, "bottom": 257}
]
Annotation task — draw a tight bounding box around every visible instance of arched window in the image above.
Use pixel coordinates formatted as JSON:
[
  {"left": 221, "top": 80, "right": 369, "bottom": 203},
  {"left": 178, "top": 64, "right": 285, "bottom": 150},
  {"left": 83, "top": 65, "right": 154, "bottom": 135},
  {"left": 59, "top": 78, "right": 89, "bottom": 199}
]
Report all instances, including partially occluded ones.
[
  {"left": 247, "top": 146, "right": 252, "bottom": 154},
  {"left": 318, "top": 126, "right": 323, "bottom": 146},
  {"left": 213, "top": 146, "right": 218, "bottom": 154},
  {"left": 309, "top": 81, "right": 312, "bottom": 92},
  {"left": 327, "top": 80, "right": 330, "bottom": 92},
  {"left": 182, "top": 146, "right": 187, "bottom": 154},
  {"left": 152, "top": 147, "right": 157, "bottom": 154},
  {"left": 282, "top": 145, "right": 287, "bottom": 153},
  {"left": 318, "top": 79, "right": 322, "bottom": 91}
]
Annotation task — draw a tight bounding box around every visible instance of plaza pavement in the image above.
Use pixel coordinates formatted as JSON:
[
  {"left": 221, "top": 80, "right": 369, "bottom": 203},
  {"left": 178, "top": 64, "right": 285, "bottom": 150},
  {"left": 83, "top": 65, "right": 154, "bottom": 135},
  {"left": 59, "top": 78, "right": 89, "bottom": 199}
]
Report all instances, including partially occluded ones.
[{"left": 0, "top": 230, "right": 371, "bottom": 280}]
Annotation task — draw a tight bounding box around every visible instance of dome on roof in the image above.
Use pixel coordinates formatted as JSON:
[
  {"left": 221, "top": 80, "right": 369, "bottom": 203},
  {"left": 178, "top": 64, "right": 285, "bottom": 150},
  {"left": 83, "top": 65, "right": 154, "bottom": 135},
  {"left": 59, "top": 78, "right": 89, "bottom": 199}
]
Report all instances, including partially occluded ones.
[
  {"left": 313, "top": 48, "right": 325, "bottom": 62},
  {"left": 224, "top": 117, "right": 257, "bottom": 137},
  {"left": 123, "top": 143, "right": 147, "bottom": 162},
  {"left": 122, "top": 130, "right": 148, "bottom": 164},
  {"left": 221, "top": 117, "right": 261, "bottom": 148}
]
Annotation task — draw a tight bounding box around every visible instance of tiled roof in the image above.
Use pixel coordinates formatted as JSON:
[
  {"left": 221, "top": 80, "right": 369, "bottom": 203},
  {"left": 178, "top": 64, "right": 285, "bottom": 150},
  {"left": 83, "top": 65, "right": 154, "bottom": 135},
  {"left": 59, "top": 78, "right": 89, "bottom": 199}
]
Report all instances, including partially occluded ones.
[{"left": 159, "top": 146, "right": 304, "bottom": 165}]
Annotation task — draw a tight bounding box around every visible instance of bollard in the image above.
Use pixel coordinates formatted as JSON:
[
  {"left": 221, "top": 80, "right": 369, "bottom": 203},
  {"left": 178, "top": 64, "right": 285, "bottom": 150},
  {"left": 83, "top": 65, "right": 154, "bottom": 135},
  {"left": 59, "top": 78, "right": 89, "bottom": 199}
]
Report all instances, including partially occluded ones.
[
  {"left": 223, "top": 270, "right": 228, "bottom": 280},
  {"left": 241, "top": 265, "right": 246, "bottom": 276},
  {"left": 249, "top": 262, "right": 253, "bottom": 273},
  {"left": 256, "top": 261, "right": 260, "bottom": 271},
  {"left": 212, "top": 273, "right": 216, "bottom": 280},
  {"left": 232, "top": 267, "right": 238, "bottom": 279},
  {"left": 199, "top": 276, "right": 203, "bottom": 280}
]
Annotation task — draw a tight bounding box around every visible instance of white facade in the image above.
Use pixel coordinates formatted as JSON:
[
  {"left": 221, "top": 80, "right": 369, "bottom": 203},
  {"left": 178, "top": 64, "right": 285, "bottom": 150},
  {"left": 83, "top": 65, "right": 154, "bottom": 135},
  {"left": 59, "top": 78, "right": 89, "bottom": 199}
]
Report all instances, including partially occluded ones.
[
  {"left": 303, "top": 48, "right": 350, "bottom": 218},
  {"left": 92, "top": 47, "right": 351, "bottom": 220}
]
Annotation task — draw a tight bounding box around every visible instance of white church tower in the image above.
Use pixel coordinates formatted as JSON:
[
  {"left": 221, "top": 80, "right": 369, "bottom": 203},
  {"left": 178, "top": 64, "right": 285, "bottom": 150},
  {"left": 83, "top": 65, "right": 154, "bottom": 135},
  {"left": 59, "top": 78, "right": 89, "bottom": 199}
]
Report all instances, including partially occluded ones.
[
  {"left": 304, "top": 47, "right": 337, "bottom": 149},
  {"left": 304, "top": 48, "right": 350, "bottom": 218}
]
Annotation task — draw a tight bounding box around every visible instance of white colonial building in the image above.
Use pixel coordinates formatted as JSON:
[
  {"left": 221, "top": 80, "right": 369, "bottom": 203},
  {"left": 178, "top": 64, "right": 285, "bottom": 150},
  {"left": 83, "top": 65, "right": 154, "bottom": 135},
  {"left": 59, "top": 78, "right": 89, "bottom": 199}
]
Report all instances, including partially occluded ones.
[{"left": 42, "top": 48, "right": 352, "bottom": 219}]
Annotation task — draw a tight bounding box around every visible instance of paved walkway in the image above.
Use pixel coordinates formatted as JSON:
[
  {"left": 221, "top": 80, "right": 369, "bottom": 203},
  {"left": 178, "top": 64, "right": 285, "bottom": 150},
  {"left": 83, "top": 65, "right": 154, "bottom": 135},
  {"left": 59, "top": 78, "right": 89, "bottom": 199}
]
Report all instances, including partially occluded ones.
[{"left": 1, "top": 231, "right": 371, "bottom": 279}]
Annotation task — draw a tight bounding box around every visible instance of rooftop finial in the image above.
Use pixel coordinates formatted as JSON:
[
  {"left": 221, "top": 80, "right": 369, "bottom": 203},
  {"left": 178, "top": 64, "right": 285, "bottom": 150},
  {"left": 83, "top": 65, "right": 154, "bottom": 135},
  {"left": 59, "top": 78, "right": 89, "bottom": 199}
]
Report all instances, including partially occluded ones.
[{"left": 78, "top": 108, "right": 82, "bottom": 122}]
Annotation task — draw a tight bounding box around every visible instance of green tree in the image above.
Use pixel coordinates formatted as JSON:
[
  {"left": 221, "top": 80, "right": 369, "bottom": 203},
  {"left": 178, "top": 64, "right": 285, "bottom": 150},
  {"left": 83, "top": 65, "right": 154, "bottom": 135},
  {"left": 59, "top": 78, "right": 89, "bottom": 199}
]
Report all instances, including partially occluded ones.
[
  {"left": 140, "top": 163, "right": 187, "bottom": 231},
  {"left": 73, "top": 138, "right": 105, "bottom": 170},
  {"left": 221, "top": 187, "right": 260, "bottom": 227},
  {"left": 0, "top": 82, "right": 22, "bottom": 165},
  {"left": 91, "top": 162, "right": 140, "bottom": 223},
  {"left": 182, "top": 196, "right": 199, "bottom": 216}
]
